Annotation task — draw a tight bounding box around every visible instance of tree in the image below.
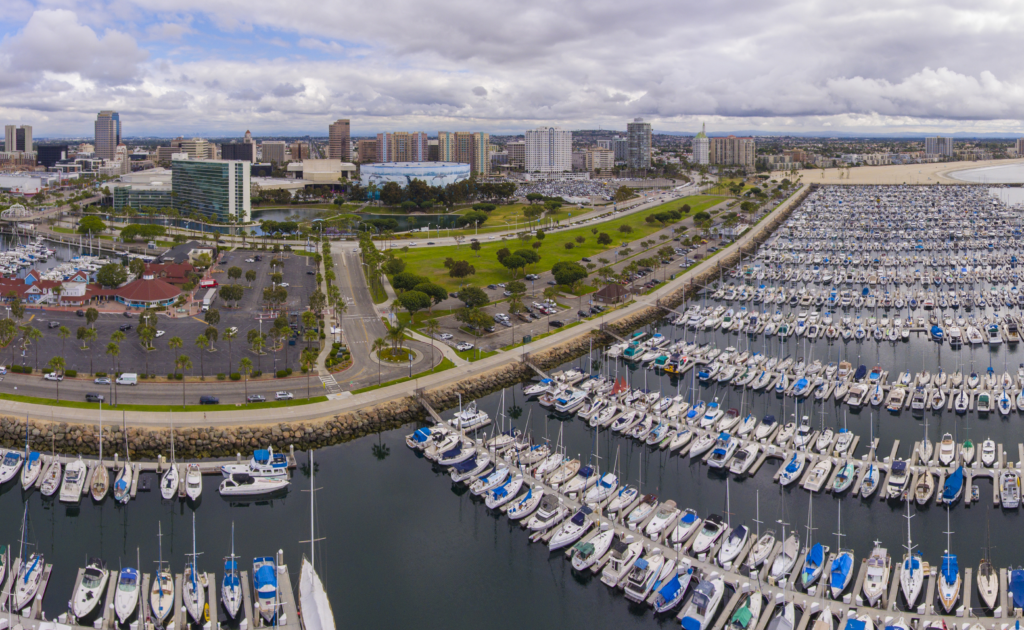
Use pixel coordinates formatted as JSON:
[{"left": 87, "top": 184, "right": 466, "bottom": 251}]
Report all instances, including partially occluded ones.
[
  {"left": 78, "top": 215, "right": 106, "bottom": 235},
  {"left": 380, "top": 181, "right": 403, "bottom": 206},
  {"left": 168, "top": 336, "right": 183, "bottom": 376},
  {"left": 175, "top": 355, "right": 192, "bottom": 406},
  {"left": 227, "top": 266, "right": 243, "bottom": 281},
  {"left": 614, "top": 186, "right": 634, "bottom": 202},
  {"left": 618, "top": 224, "right": 633, "bottom": 235},
  {"left": 457, "top": 286, "right": 489, "bottom": 308},
  {"left": 371, "top": 338, "right": 387, "bottom": 384},
  {"left": 506, "top": 280, "right": 526, "bottom": 295},
  {"left": 597, "top": 232, "right": 613, "bottom": 245},
  {"left": 495, "top": 247, "right": 511, "bottom": 262},
  {"left": 128, "top": 258, "right": 146, "bottom": 278},
  {"left": 525, "top": 193, "right": 544, "bottom": 204},
  {"left": 508, "top": 295, "right": 524, "bottom": 344},
  {"left": 423, "top": 319, "right": 440, "bottom": 358},
  {"left": 205, "top": 325, "right": 219, "bottom": 351},
  {"left": 412, "top": 283, "right": 447, "bottom": 309},
  {"left": 308, "top": 288, "right": 327, "bottom": 316},
  {"left": 396, "top": 290, "right": 432, "bottom": 316},
  {"left": 448, "top": 260, "right": 476, "bottom": 279},
  {"left": 470, "top": 241, "right": 481, "bottom": 257},
  {"left": 47, "top": 356, "right": 66, "bottom": 401},
  {"left": 301, "top": 348, "right": 318, "bottom": 398},
  {"left": 382, "top": 258, "right": 406, "bottom": 275},
  {"left": 239, "top": 356, "right": 253, "bottom": 401},
  {"left": 501, "top": 254, "right": 526, "bottom": 278},
  {"left": 219, "top": 284, "right": 244, "bottom": 307},
  {"left": 57, "top": 325, "right": 70, "bottom": 363},
  {"left": 224, "top": 327, "right": 237, "bottom": 375},
  {"left": 97, "top": 263, "right": 128, "bottom": 288},
  {"left": 392, "top": 272, "right": 428, "bottom": 291},
  {"left": 23, "top": 326, "right": 42, "bottom": 370},
  {"left": 86, "top": 307, "right": 99, "bottom": 328},
  {"left": 106, "top": 341, "right": 120, "bottom": 377},
  {"left": 195, "top": 334, "right": 209, "bottom": 378},
  {"left": 513, "top": 248, "right": 540, "bottom": 270},
  {"left": 204, "top": 307, "right": 221, "bottom": 327},
  {"left": 455, "top": 307, "right": 491, "bottom": 331},
  {"left": 245, "top": 269, "right": 257, "bottom": 286}
]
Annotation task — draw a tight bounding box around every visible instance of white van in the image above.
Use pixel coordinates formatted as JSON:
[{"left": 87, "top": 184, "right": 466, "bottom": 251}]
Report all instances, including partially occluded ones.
[{"left": 116, "top": 373, "right": 138, "bottom": 386}]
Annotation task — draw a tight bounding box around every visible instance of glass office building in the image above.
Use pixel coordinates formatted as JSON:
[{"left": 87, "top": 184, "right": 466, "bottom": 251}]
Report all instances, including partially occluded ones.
[
  {"left": 112, "top": 185, "right": 173, "bottom": 212},
  {"left": 171, "top": 159, "right": 251, "bottom": 222},
  {"left": 360, "top": 162, "right": 471, "bottom": 188}
]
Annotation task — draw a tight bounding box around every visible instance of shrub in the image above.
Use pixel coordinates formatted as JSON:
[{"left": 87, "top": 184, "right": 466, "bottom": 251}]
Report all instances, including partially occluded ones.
[
  {"left": 252, "top": 370, "right": 263, "bottom": 377},
  {"left": 175, "top": 373, "right": 183, "bottom": 380},
  {"left": 95, "top": 372, "right": 107, "bottom": 377},
  {"left": 139, "top": 373, "right": 148, "bottom": 380},
  {"left": 230, "top": 373, "right": 241, "bottom": 381},
  {"left": 216, "top": 373, "right": 226, "bottom": 380},
  {"left": 168, "top": 373, "right": 175, "bottom": 380},
  {"left": 276, "top": 369, "right": 288, "bottom": 378},
  {"left": 286, "top": 367, "right": 294, "bottom": 375},
  {"left": 65, "top": 370, "right": 78, "bottom": 378}
]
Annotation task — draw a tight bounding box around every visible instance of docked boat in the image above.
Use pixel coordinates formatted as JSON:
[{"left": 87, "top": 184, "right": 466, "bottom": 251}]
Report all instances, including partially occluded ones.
[
  {"left": 20, "top": 452, "right": 42, "bottom": 490},
  {"left": 801, "top": 543, "right": 826, "bottom": 589},
  {"left": 506, "top": 487, "right": 543, "bottom": 520},
  {"left": 859, "top": 464, "right": 879, "bottom": 498},
  {"left": 39, "top": 456, "right": 62, "bottom": 497},
  {"left": 183, "top": 516, "right": 207, "bottom": 623},
  {"left": 652, "top": 562, "right": 694, "bottom": 613},
  {"left": 114, "top": 567, "right": 140, "bottom": 624},
  {"left": 185, "top": 463, "right": 203, "bottom": 501},
  {"left": 887, "top": 460, "right": 909, "bottom": 499},
  {"left": 769, "top": 535, "right": 799, "bottom": 581},
  {"left": 766, "top": 601, "right": 795, "bottom": 630},
  {"left": 690, "top": 514, "right": 726, "bottom": 557},
  {"left": 679, "top": 577, "right": 725, "bottom": 630},
  {"left": 0, "top": 450, "right": 23, "bottom": 484},
  {"left": 1000, "top": 470, "right": 1020, "bottom": 508},
  {"left": 982, "top": 439, "right": 996, "bottom": 467},
  {"left": 222, "top": 524, "right": 243, "bottom": 619},
  {"left": 941, "top": 467, "right": 964, "bottom": 504},
  {"left": 862, "top": 546, "right": 890, "bottom": 607},
  {"left": 600, "top": 538, "right": 644, "bottom": 587},
  {"left": 484, "top": 475, "right": 523, "bottom": 510},
  {"left": 150, "top": 525, "right": 174, "bottom": 625},
  {"left": 219, "top": 473, "right": 290, "bottom": 496},
  {"left": 14, "top": 552, "right": 45, "bottom": 611},
  {"left": 718, "top": 524, "right": 749, "bottom": 567},
  {"left": 526, "top": 494, "right": 569, "bottom": 532},
  {"left": 670, "top": 509, "right": 702, "bottom": 547},
  {"left": 623, "top": 552, "right": 667, "bottom": 603},
  {"left": 938, "top": 552, "right": 960, "bottom": 613},
  {"left": 549, "top": 506, "right": 594, "bottom": 551},
  {"left": 221, "top": 447, "right": 290, "bottom": 478},
  {"left": 832, "top": 463, "right": 856, "bottom": 493},
  {"left": 59, "top": 457, "right": 86, "bottom": 503},
  {"left": 726, "top": 592, "right": 762, "bottom": 630},
  {"left": 830, "top": 550, "right": 854, "bottom": 599},
  {"left": 645, "top": 501, "right": 681, "bottom": 539},
  {"left": 977, "top": 559, "right": 998, "bottom": 609},
  {"left": 569, "top": 529, "right": 615, "bottom": 571},
  {"left": 778, "top": 452, "right": 805, "bottom": 486},
  {"left": 900, "top": 551, "right": 924, "bottom": 608},
  {"left": 253, "top": 556, "right": 278, "bottom": 624}
]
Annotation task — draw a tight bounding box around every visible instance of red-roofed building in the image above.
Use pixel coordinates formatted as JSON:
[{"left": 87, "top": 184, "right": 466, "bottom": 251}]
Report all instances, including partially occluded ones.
[
  {"left": 144, "top": 262, "right": 194, "bottom": 286},
  {"left": 114, "top": 275, "right": 181, "bottom": 308}
]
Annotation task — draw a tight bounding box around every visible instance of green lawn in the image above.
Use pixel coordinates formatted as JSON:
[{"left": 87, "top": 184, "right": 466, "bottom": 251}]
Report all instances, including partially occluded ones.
[
  {"left": 391, "top": 195, "right": 723, "bottom": 291},
  {"left": 352, "top": 357, "right": 456, "bottom": 393},
  {"left": 456, "top": 348, "right": 498, "bottom": 362}
]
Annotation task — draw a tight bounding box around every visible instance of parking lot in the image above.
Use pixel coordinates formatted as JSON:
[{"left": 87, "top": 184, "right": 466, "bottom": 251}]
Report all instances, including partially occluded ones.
[{"left": 12, "top": 252, "right": 321, "bottom": 378}]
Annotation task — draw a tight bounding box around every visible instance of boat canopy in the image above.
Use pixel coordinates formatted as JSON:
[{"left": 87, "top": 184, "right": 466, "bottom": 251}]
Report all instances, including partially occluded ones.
[
  {"left": 254, "top": 449, "right": 271, "bottom": 463},
  {"left": 942, "top": 467, "right": 964, "bottom": 499},
  {"left": 830, "top": 554, "right": 853, "bottom": 584},
  {"left": 412, "top": 428, "right": 431, "bottom": 443},
  {"left": 450, "top": 457, "right": 478, "bottom": 473},
  {"left": 578, "top": 466, "right": 594, "bottom": 478},
  {"left": 785, "top": 454, "right": 801, "bottom": 473},
  {"left": 941, "top": 553, "right": 958, "bottom": 585},
  {"left": 634, "top": 558, "right": 648, "bottom": 570},
  {"left": 681, "top": 511, "right": 697, "bottom": 524},
  {"left": 845, "top": 621, "right": 866, "bottom": 630},
  {"left": 762, "top": 415, "right": 776, "bottom": 425},
  {"left": 657, "top": 575, "right": 682, "bottom": 602},
  {"left": 892, "top": 461, "right": 907, "bottom": 472},
  {"left": 1012, "top": 570, "right": 1024, "bottom": 608},
  {"left": 730, "top": 602, "right": 754, "bottom": 629},
  {"left": 255, "top": 564, "right": 277, "bottom": 589},
  {"left": 682, "top": 617, "right": 703, "bottom": 630},
  {"left": 718, "top": 432, "right": 731, "bottom": 441},
  {"left": 806, "top": 543, "right": 824, "bottom": 568}
]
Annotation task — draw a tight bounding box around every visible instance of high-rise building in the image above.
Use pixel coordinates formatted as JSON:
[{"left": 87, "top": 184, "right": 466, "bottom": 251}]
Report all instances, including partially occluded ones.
[
  {"left": 692, "top": 123, "right": 709, "bottom": 165},
  {"left": 5, "top": 125, "right": 32, "bottom": 153},
  {"left": 240, "top": 130, "right": 255, "bottom": 163},
  {"left": 261, "top": 141, "right": 286, "bottom": 164},
  {"left": 626, "top": 118, "right": 652, "bottom": 169},
  {"left": 506, "top": 141, "right": 525, "bottom": 168},
  {"left": 925, "top": 136, "right": 954, "bottom": 157},
  {"left": 376, "top": 132, "right": 428, "bottom": 162},
  {"left": 596, "top": 139, "right": 612, "bottom": 150},
  {"left": 329, "top": 119, "right": 351, "bottom": 161},
  {"left": 437, "top": 132, "right": 455, "bottom": 162},
  {"left": 525, "top": 127, "right": 572, "bottom": 173},
  {"left": 289, "top": 141, "right": 309, "bottom": 161},
  {"left": 95, "top": 111, "right": 121, "bottom": 160},
  {"left": 357, "top": 139, "right": 377, "bottom": 163},
  {"left": 710, "top": 135, "right": 755, "bottom": 168},
  {"left": 586, "top": 148, "right": 615, "bottom": 172},
  {"left": 222, "top": 143, "right": 254, "bottom": 162},
  {"left": 178, "top": 138, "right": 213, "bottom": 160},
  {"left": 471, "top": 132, "right": 490, "bottom": 176},
  {"left": 437, "top": 131, "right": 492, "bottom": 175},
  {"left": 1017, "top": 138, "right": 1024, "bottom": 157},
  {"left": 613, "top": 137, "right": 628, "bottom": 162},
  {"left": 36, "top": 145, "right": 68, "bottom": 168},
  {"left": 171, "top": 159, "right": 251, "bottom": 223}
]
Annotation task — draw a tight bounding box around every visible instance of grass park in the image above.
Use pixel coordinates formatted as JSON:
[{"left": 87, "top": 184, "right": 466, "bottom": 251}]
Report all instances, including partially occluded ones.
[{"left": 389, "top": 195, "right": 724, "bottom": 291}]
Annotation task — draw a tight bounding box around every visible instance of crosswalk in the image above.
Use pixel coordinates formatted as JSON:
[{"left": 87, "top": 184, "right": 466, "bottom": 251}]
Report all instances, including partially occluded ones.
[{"left": 319, "top": 372, "right": 342, "bottom": 395}]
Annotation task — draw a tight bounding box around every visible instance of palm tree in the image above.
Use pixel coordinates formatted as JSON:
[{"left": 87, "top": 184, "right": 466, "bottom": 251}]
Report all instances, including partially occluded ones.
[
  {"left": 168, "top": 336, "right": 183, "bottom": 377},
  {"left": 105, "top": 341, "right": 120, "bottom": 376},
  {"left": 139, "top": 326, "right": 155, "bottom": 376},
  {"left": 387, "top": 321, "right": 407, "bottom": 352},
  {"left": 371, "top": 337, "right": 387, "bottom": 384},
  {"left": 301, "top": 348, "right": 318, "bottom": 399},
  {"left": 23, "top": 325, "right": 42, "bottom": 370},
  {"left": 175, "top": 354, "right": 192, "bottom": 406},
  {"left": 334, "top": 294, "right": 348, "bottom": 340},
  {"left": 423, "top": 319, "right": 439, "bottom": 360},
  {"left": 195, "top": 334, "right": 209, "bottom": 379},
  {"left": 239, "top": 357, "right": 253, "bottom": 402},
  {"left": 57, "top": 325, "right": 70, "bottom": 364},
  {"left": 251, "top": 334, "right": 265, "bottom": 373},
  {"left": 47, "top": 356, "right": 66, "bottom": 401},
  {"left": 224, "top": 327, "right": 237, "bottom": 374},
  {"left": 81, "top": 327, "right": 98, "bottom": 375}
]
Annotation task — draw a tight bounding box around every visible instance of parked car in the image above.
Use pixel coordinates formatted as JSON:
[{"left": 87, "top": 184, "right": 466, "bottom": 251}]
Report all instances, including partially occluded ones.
[
  {"left": 47, "top": 321, "right": 59, "bottom": 329},
  {"left": 487, "top": 284, "right": 498, "bottom": 290},
  {"left": 118, "top": 324, "right": 133, "bottom": 332},
  {"left": 456, "top": 342, "right": 474, "bottom": 352},
  {"left": 439, "top": 333, "right": 453, "bottom": 340},
  {"left": 123, "top": 311, "right": 133, "bottom": 318},
  {"left": 246, "top": 394, "right": 266, "bottom": 403},
  {"left": 85, "top": 393, "right": 104, "bottom": 403},
  {"left": 306, "top": 270, "right": 316, "bottom": 275},
  {"left": 276, "top": 391, "right": 294, "bottom": 401},
  {"left": 43, "top": 372, "right": 63, "bottom": 381},
  {"left": 94, "top": 377, "right": 111, "bottom": 385},
  {"left": 155, "top": 330, "right": 166, "bottom": 337},
  {"left": 199, "top": 395, "right": 220, "bottom": 405},
  {"left": 581, "top": 257, "right": 592, "bottom": 263},
  {"left": 448, "top": 292, "right": 459, "bottom": 298},
  {"left": 75, "top": 310, "right": 85, "bottom": 317},
  {"left": 549, "top": 320, "right": 565, "bottom": 328}
]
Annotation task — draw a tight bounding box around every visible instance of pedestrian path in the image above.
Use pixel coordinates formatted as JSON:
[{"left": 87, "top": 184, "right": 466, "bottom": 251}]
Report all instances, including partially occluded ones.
[{"left": 319, "top": 372, "right": 342, "bottom": 395}]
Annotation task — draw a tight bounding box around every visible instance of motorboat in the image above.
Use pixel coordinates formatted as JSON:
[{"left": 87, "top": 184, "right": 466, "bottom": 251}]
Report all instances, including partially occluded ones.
[
  {"left": 708, "top": 433, "right": 739, "bottom": 468},
  {"left": 114, "top": 568, "right": 141, "bottom": 623},
  {"left": 728, "top": 444, "right": 760, "bottom": 476},
  {"left": 670, "top": 509, "right": 702, "bottom": 547},
  {"left": 887, "top": 460, "right": 909, "bottom": 498},
  {"left": 862, "top": 546, "right": 890, "bottom": 607},
  {"left": 645, "top": 501, "right": 681, "bottom": 539},
  {"left": 548, "top": 506, "right": 594, "bottom": 551},
  {"left": 219, "top": 473, "right": 290, "bottom": 496},
  {"left": 222, "top": 447, "right": 291, "bottom": 478},
  {"left": 623, "top": 552, "right": 667, "bottom": 603},
  {"left": 982, "top": 439, "right": 996, "bottom": 467},
  {"left": 690, "top": 514, "right": 726, "bottom": 557},
  {"left": 569, "top": 529, "right": 615, "bottom": 571},
  {"left": 600, "top": 537, "right": 644, "bottom": 587},
  {"left": 1001, "top": 470, "right": 1020, "bottom": 508},
  {"left": 652, "top": 561, "right": 694, "bottom": 613},
  {"left": 0, "top": 450, "right": 23, "bottom": 484},
  {"left": 718, "top": 524, "right": 750, "bottom": 567},
  {"left": 526, "top": 494, "right": 569, "bottom": 532},
  {"left": 679, "top": 577, "right": 725, "bottom": 630},
  {"left": 59, "top": 457, "right": 86, "bottom": 503},
  {"left": 253, "top": 557, "right": 277, "bottom": 624}
]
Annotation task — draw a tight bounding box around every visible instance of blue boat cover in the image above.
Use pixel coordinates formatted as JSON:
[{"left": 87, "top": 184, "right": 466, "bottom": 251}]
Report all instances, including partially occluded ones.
[
  {"left": 712, "top": 449, "right": 726, "bottom": 457},
  {"left": 762, "top": 415, "right": 776, "bottom": 425},
  {"left": 941, "top": 553, "right": 958, "bottom": 585},
  {"left": 682, "top": 617, "right": 703, "bottom": 630},
  {"left": 892, "top": 460, "right": 907, "bottom": 472},
  {"left": 806, "top": 543, "right": 824, "bottom": 568},
  {"left": 657, "top": 575, "right": 681, "bottom": 601},
  {"left": 28, "top": 451, "right": 39, "bottom": 463},
  {"left": 854, "top": 365, "right": 867, "bottom": 380},
  {"left": 441, "top": 445, "right": 461, "bottom": 458},
  {"left": 718, "top": 432, "right": 731, "bottom": 441},
  {"left": 681, "top": 511, "right": 697, "bottom": 524},
  {"left": 254, "top": 449, "right": 270, "bottom": 463},
  {"left": 539, "top": 378, "right": 554, "bottom": 384},
  {"left": 492, "top": 482, "right": 510, "bottom": 499},
  {"left": 255, "top": 564, "right": 277, "bottom": 589},
  {"left": 451, "top": 457, "right": 478, "bottom": 473},
  {"left": 795, "top": 378, "right": 808, "bottom": 390},
  {"left": 578, "top": 466, "right": 594, "bottom": 478},
  {"left": 942, "top": 467, "right": 964, "bottom": 500},
  {"left": 634, "top": 558, "right": 649, "bottom": 570},
  {"left": 785, "top": 454, "right": 801, "bottom": 473},
  {"left": 413, "top": 428, "right": 431, "bottom": 442},
  {"left": 1007, "top": 569, "right": 1024, "bottom": 610},
  {"left": 831, "top": 553, "right": 853, "bottom": 584}
]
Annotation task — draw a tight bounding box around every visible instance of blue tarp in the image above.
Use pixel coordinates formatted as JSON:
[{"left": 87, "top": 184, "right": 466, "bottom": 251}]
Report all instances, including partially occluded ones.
[
  {"left": 785, "top": 454, "right": 801, "bottom": 473},
  {"left": 412, "top": 428, "right": 431, "bottom": 442},
  {"left": 657, "top": 575, "right": 681, "bottom": 602},
  {"left": 762, "top": 415, "right": 776, "bottom": 425},
  {"left": 941, "top": 553, "right": 959, "bottom": 585},
  {"left": 682, "top": 617, "right": 703, "bottom": 630},
  {"left": 831, "top": 553, "right": 853, "bottom": 585},
  {"left": 892, "top": 460, "right": 907, "bottom": 472},
  {"left": 681, "top": 511, "right": 697, "bottom": 524},
  {"left": 254, "top": 564, "right": 276, "bottom": 589},
  {"left": 634, "top": 558, "right": 649, "bottom": 570},
  {"left": 718, "top": 432, "right": 731, "bottom": 441},
  {"left": 254, "top": 449, "right": 270, "bottom": 463},
  {"left": 806, "top": 543, "right": 824, "bottom": 568},
  {"left": 578, "top": 466, "right": 594, "bottom": 478},
  {"left": 943, "top": 467, "right": 964, "bottom": 500}
]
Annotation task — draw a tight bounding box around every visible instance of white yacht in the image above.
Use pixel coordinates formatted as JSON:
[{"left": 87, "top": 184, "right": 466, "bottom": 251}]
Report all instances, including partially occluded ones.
[
  {"left": 59, "top": 457, "right": 86, "bottom": 503},
  {"left": 114, "top": 568, "right": 140, "bottom": 624},
  {"left": 679, "top": 577, "right": 725, "bottom": 630},
  {"left": 862, "top": 546, "right": 890, "bottom": 607},
  {"left": 72, "top": 558, "right": 110, "bottom": 620},
  {"left": 220, "top": 447, "right": 290, "bottom": 478}
]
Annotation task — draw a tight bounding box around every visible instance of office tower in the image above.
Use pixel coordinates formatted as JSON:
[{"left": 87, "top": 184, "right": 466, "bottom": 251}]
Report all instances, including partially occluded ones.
[
  {"left": 709, "top": 135, "right": 755, "bottom": 168},
  {"left": 289, "top": 141, "right": 309, "bottom": 161},
  {"left": 357, "top": 139, "right": 377, "bottom": 163},
  {"left": 95, "top": 111, "right": 121, "bottom": 160},
  {"left": 5, "top": 125, "right": 32, "bottom": 153},
  {"left": 177, "top": 138, "right": 213, "bottom": 160},
  {"left": 172, "top": 159, "right": 251, "bottom": 222},
  {"left": 586, "top": 148, "right": 615, "bottom": 172},
  {"left": 506, "top": 141, "right": 525, "bottom": 168},
  {"left": 925, "top": 136, "right": 954, "bottom": 157},
  {"left": 36, "top": 145, "right": 68, "bottom": 168},
  {"left": 471, "top": 132, "right": 490, "bottom": 176},
  {"left": 329, "top": 119, "right": 351, "bottom": 160},
  {"left": 261, "top": 141, "right": 286, "bottom": 164},
  {"left": 525, "top": 127, "right": 572, "bottom": 172},
  {"left": 613, "top": 137, "right": 628, "bottom": 162},
  {"left": 1017, "top": 138, "right": 1024, "bottom": 157},
  {"left": 222, "top": 143, "right": 254, "bottom": 162},
  {"left": 626, "top": 117, "right": 652, "bottom": 169},
  {"left": 692, "top": 123, "right": 710, "bottom": 165}
]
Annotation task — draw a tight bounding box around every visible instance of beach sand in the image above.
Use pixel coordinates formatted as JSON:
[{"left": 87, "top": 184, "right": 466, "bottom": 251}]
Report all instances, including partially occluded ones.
[{"left": 772, "top": 157, "right": 1024, "bottom": 186}]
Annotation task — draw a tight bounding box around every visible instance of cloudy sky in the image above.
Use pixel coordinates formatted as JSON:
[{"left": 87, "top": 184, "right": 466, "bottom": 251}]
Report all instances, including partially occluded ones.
[{"left": 3, "top": 0, "right": 1024, "bottom": 138}]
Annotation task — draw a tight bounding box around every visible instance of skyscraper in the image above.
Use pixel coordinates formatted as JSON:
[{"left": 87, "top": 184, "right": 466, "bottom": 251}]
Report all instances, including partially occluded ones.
[
  {"left": 471, "top": 132, "right": 490, "bottom": 176},
  {"left": 925, "top": 136, "right": 954, "bottom": 158},
  {"left": 692, "top": 123, "right": 710, "bottom": 165},
  {"left": 1017, "top": 138, "right": 1024, "bottom": 157},
  {"left": 376, "top": 132, "right": 428, "bottom": 162},
  {"left": 261, "top": 141, "right": 286, "bottom": 164},
  {"left": 4, "top": 125, "right": 32, "bottom": 153},
  {"left": 525, "top": 127, "right": 572, "bottom": 173},
  {"left": 95, "top": 111, "right": 121, "bottom": 160},
  {"left": 329, "top": 119, "right": 351, "bottom": 161},
  {"left": 172, "top": 159, "right": 251, "bottom": 222},
  {"left": 626, "top": 118, "right": 652, "bottom": 169},
  {"left": 709, "top": 135, "right": 755, "bottom": 168}
]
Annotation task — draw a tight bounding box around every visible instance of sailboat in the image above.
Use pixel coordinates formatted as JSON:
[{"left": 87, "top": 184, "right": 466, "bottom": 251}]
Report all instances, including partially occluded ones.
[
  {"left": 899, "top": 504, "right": 923, "bottom": 608},
  {"left": 800, "top": 493, "right": 826, "bottom": 590},
  {"left": 299, "top": 450, "right": 337, "bottom": 630},
  {"left": 113, "top": 414, "right": 132, "bottom": 504},
  {"left": 978, "top": 515, "right": 998, "bottom": 609},
  {"left": 182, "top": 513, "right": 206, "bottom": 623},
  {"left": 150, "top": 523, "right": 174, "bottom": 625},
  {"left": 90, "top": 405, "right": 109, "bottom": 501},
  {"left": 938, "top": 507, "right": 960, "bottom": 613},
  {"left": 221, "top": 523, "right": 243, "bottom": 618},
  {"left": 19, "top": 418, "right": 42, "bottom": 490},
  {"left": 829, "top": 502, "right": 854, "bottom": 600},
  {"left": 13, "top": 504, "right": 44, "bottom": 612},
  {"left": 160, "top": 420, "right": 179, "bottom": 500}
]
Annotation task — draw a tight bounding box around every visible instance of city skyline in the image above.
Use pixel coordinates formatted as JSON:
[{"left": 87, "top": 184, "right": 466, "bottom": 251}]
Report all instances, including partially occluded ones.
[{"left": 3, "top": 3, "right": 1024, "bottom": 136}]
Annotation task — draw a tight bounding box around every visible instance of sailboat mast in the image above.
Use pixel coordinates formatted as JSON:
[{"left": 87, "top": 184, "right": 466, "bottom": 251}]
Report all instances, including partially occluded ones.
[{"left": 310, "top": 450, "right": 315, "bottom": 574}]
